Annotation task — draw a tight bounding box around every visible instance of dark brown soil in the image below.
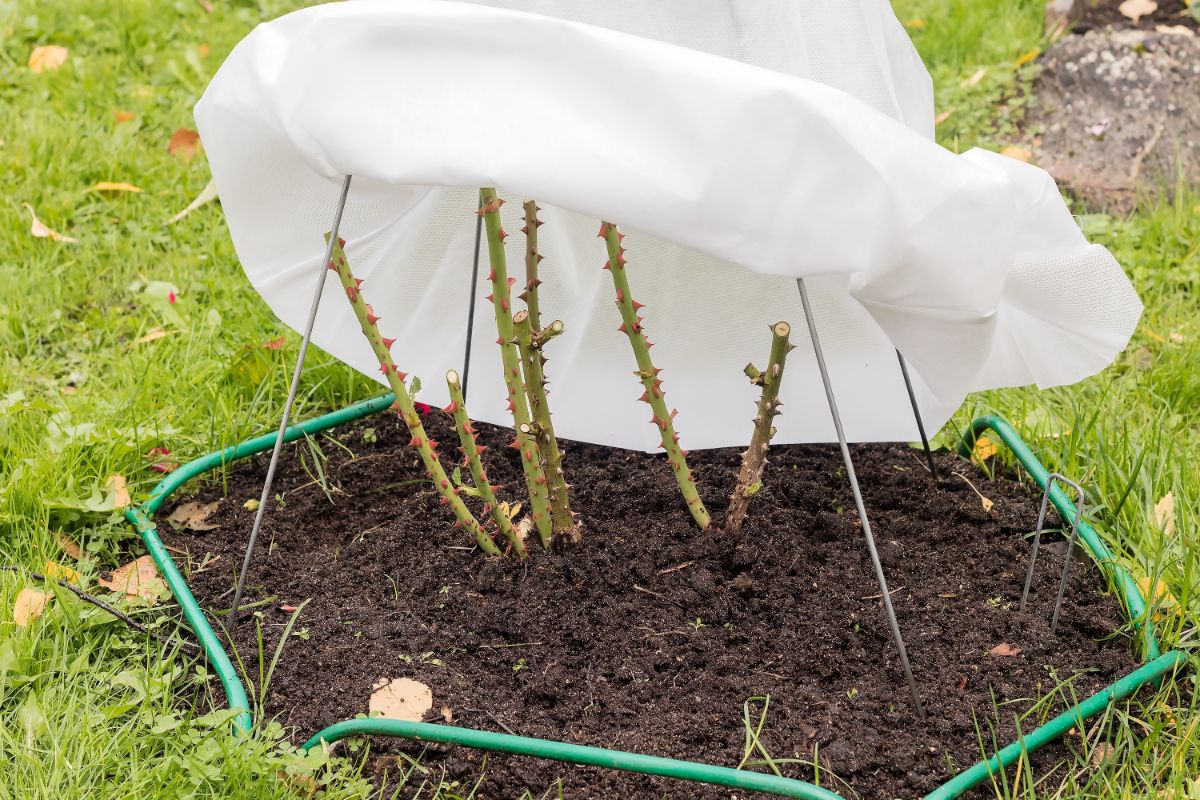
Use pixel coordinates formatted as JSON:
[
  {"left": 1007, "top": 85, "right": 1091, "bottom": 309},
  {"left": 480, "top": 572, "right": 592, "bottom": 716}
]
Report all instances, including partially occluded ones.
[
  {"left": 1076, "top": 0, "right": 1198, "bottom": 32},
  {"left": 163, "top": 408, "right": 1141, "bottom": 799}
]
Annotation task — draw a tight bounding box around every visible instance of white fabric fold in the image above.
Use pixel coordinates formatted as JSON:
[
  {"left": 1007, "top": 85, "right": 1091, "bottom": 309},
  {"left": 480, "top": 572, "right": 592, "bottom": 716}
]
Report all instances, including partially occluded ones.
[{"left": 194, "top": 0, "right": 1141, "bottom": 451}]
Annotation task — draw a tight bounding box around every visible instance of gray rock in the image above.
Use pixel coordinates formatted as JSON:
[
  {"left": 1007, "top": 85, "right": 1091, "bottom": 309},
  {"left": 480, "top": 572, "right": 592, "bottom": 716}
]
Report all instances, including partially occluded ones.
[{"left": 1026, "top": 27, "right": 1200, "bottom": 211}]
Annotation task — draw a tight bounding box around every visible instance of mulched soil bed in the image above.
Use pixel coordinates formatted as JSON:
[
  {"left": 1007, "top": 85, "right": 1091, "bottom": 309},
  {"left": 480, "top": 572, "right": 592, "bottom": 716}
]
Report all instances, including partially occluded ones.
[
  {"left": 163, "top": 410, "right": 1141, "bottom": 799},
  {"left": 1076, "top": 0, "right": 1199, "bottom": 32}
]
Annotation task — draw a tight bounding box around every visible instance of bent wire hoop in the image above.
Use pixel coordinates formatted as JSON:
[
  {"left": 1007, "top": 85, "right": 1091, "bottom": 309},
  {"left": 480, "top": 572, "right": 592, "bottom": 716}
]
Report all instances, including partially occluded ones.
[
  {"left": 1019, "top": 472, "right": 1085, "bottom": 633},
  {"left": 124, "top": 402, "right": 1183, "bottom": 798}
]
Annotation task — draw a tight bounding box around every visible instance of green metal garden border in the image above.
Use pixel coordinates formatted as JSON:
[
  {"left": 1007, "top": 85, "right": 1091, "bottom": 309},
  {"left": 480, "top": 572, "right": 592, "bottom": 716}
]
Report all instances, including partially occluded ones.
[{"left": 122, "top": 398, "right": 1187, "bottom": 799}]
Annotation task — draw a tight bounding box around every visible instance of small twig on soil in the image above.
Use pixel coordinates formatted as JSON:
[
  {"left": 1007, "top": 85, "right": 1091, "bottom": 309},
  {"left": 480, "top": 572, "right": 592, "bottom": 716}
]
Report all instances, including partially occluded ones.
[
  {"left": 860, "top": 587, "right": 904, "bottom": 601},
  {"left": 656, "top": 560, "right": 694, "bottom": 575},
  {"left": 0, "top": 565, "right": 200, "bottom": 655},
  {"left": 463, "top": 707, "right": 517, "bottom": 736},
  {"left": 479, "top": 641, "right": 544, "bottom": 649}
]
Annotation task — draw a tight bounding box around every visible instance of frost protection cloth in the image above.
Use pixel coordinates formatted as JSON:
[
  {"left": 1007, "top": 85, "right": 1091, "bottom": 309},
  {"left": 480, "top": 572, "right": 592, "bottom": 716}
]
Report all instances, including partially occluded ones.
[{"left": 194, "top": 0, "right": 1142, "bottom": 452}]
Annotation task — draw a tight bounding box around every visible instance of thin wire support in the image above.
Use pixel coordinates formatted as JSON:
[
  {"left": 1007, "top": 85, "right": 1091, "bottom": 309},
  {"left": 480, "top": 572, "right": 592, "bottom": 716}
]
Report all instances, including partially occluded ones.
[
  {"left": 796, "top": 279, "right": 926, "bottom": 720},
  {"left": 1019, "top": 472, "right": 1085, "bottom": 634},
  {"left": 229, "top": 175, "right": 353, "bottom": 625},
  {"left": 895, "top": 351, "right": 938, "bottom": 481},
  {"left": 461, "top": 193, "right": 485, "bottom": 401}
]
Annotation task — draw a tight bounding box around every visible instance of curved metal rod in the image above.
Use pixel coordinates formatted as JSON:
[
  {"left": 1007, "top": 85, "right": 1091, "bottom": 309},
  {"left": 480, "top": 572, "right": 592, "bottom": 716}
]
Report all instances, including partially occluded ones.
[{"left": 1019, "top": 471, "right": 1085, "bottom": 633}]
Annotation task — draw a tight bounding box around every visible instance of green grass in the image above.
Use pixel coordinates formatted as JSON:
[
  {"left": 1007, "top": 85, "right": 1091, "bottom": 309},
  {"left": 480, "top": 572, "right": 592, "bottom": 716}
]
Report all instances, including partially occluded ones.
[{"left": 1, "top": 0, "right": 1197, "bottom": 797}]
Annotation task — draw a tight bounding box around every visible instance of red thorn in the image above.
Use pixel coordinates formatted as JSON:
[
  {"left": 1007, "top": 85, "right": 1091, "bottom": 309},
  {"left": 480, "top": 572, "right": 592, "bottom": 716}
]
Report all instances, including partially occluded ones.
[
  {"left": 616, "top": 288, "right": 625, "bottom": 302},
  {"left": 501, "top": 298, "right": 509, "bottom": 312},
  {"left": 486, "top": 293, "right": 494, "bottom": 303},
  {"left": 602, "top": 260, "right": 611, "bottom": 271},
  {"left": 366, "top": 313, "right": 381, "bottom": 325},
  {"left": 507, "top": 276, "right": 516, "bottom": 287},
  {"left": 498, "top": 228, "right": 508, "bottom": 241},
  {"left": 638, "top": 391, "right": 649, "bottom": 403},
  {"left": 337, "top": 237, "right": 346, "bottom": 247},
  {"left": 475, "top": 445, "right": 487, "bottom": 455},
  {"left": 487, "top": 268, "right": 497, "bottom": 282},
  {"left": 496, "top": 336, "right": 504, "bottom": 345},
  {"left": 597, "top": 223, "right": 608, "bottom": 237},
  {"left": 354, "top": 277, "right": 363, "bottom": 289},
  {"left": 632, "top": 300, "right": 645, "bottom": 311},
  {"left": 617, "top": 322, "right": 627, "bottom": 334},
  {"left": 507, "top": 437, "right": 521, "bottom": 450},
  {"left": 396, "top": 371, "right": 408, "bottom": 381},
  {"left": 408, "top": 436, "right": 422, "bottom": 447},
  {"left": 327, "top": 260, "right": 337, "bottom": 272},
  {"left": 379, "top": 363, "right": 392, "bottom": 375},
  {"left": 345, "top": 286, "right": 358, "bottom": 302},
  {"left": 382, "top": 337, "right": 396, "bottom": 350},
  {"left": 506, "top": 400, "right": 516, "bottom": 412},
  {"left": 443, "top": 401, "right": 458, "bottom": 414}
]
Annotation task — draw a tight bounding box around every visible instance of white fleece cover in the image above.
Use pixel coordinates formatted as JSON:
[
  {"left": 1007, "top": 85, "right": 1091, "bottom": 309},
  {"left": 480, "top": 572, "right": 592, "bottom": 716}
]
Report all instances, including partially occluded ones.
[{"left": 194, "top": 0, "right": 1141, "bottom": 451}]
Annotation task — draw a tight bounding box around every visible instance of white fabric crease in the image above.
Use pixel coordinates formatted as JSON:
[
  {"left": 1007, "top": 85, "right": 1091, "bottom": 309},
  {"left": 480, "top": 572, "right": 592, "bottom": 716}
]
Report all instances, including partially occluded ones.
[{"left": 194, "top": 0, "right": 1141, "bottom": 451}]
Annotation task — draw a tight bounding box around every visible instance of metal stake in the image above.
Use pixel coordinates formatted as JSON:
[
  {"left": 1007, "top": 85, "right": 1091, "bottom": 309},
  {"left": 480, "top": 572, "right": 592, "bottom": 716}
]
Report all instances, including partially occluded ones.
[
  {"left": 229, "top": 175, "right": 353, "bottom": 625},
  {"left": 460, "top": 193, "right": 485, "bottom": 401},
  {"left": 895, "top": 351, "right": 938, "bottom": 481},
  {"left": 1019, "top": 472, "right": 1084, "bottom": 633},
  {"left": 796, "top": 279, "right": 925, "bottom": 719}
]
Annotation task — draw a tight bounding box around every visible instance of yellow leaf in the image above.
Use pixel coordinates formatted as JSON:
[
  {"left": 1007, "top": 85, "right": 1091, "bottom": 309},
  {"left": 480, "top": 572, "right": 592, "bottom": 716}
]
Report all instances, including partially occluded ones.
[
  {"left": 1142, "top": 325, "right": 1166, "bottom": 343},
  {"left": 1153, "top": 492, "right": 1176, "bottom": 537},
  {"left": 28, "top": 45, "right": 68, "bottom": 73},
  {"left": 1001, "top": 146, "right": 1032, "bottom": 162},
  {"left": 85, "top": 181, "right": 142, "bottom": 194},
  {"left": 369, "top": 677, "right": 432, "bottom": 722},
  {"left": 114, "top": 109, "right": 136, "bottom": 123},
  {"left": 22, "top": 203, "right": 77, "bottom": 243},
  {"left": 972, "top": 435, "right": 999, "bottom": 463},
  {"left": 1119, "top": 0, "right": 1158, "bottom": 23},
  {"left": 903, "top": 18, "right": 926, "bottom": 29},
  {"left": 960, "top": 68, "right": 987, "bottom": 88},
  {"left": 934, "top": 109, "right": 954, "bottom": 125},
  {"left": 98, "top": 555, "right": 166, "bottom": 603},
  {"left": 14, "top": 588, "right": 51, "bottom": 626},
  {"left": 1014, "top": 49, "right": 1040, "bottom": 67},
  {"left": 55, "top": 532, "right": 82, "bottom": 560},
  {"left": 105, "top": 474, "right": 131, "bottom": 510},
  {"left": 43, "top": 561, "right": 81, "bottom": 584},
  {"left": 135, "top": 328, "right": 169, "bottom": 345},
  {"left": 1136, "top": 576, "right": 1181, "bottom": 618}
]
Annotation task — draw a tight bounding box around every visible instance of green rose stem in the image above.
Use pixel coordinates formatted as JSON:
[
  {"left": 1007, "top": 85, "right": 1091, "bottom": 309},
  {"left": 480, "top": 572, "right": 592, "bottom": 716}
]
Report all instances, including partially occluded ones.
[
  {"left": 513, "top": 311, "right": 579, "bottom": 545},
  {"left": 519, "top": 200, "right": 544, "bottom": 333},
  {"left": 326, "top": 234, "right": 500, "bottom": 556},
  {"left": 444, "top": 369, "right": 527, "bottom": 558},
  {"left": 725, "top": 321, "right": 794, "bottom": 532},
  {"left": 478, "top": 188, "right": 553, "bottom": 548},
  {"left": 599, "top": 221, "right": 711, "bottom": 530}
]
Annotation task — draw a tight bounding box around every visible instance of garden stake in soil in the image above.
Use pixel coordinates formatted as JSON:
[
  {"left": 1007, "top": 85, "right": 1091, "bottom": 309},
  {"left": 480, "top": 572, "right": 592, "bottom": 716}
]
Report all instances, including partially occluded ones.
[
  {"left": 796, "top": 277, "right": 925, "bottom": 719},
  {"left": 601, "top": 221, "right": 711, "bottom": 530},
  {"left": 460, "top": 194, "right": 485, "bottom": 401},
  {"left": 514, "top": 311, "right": 579, "bottom": 545},
  {"left": 896, "top": 350, "right": 939, "bottom": 481},
  {"left": 445, "top": 369, "right": 527, "bottom": 557},
  {"left": 328, "top": 237, "right": 500, "bottom": 555},
  {"left": 230, "top": 174, "right": 352, "bottom": 625},
  {"left": 478, "top": 188, "right": 553, "bottom": 547},
  {"left": 1020, "top": 472, "right": 1085, "bottom": 633},
  {"left": 726, "top": 321, "right": 794, "bottom": 532}
]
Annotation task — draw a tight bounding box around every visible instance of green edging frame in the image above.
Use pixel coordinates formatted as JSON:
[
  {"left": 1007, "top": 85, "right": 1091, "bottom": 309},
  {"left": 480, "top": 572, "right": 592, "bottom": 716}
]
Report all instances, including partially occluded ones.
[{"left": 122, "top": 398, "right": 1187, "bottom": 799}]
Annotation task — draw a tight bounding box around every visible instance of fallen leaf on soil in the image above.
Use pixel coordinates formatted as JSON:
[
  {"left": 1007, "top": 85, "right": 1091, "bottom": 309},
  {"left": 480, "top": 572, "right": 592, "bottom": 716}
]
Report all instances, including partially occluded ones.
[
  {"left": 1136, "top": 576, "right": 1181, "bottom": 617},
  {"left": 971, "top": 435, "right": 999, "bottom": 463},
  {"left": 98, "top": 555, "right": 166, "bottom": 602},
  {"left": 43, "top": 561, "right": 81, "bottom": 584},
  {"left": 56, "top": 532, "right": 82, "bottom": 560},
  {"left": 989, "top": 643, "right": 1022, "bottom": 657},
  {"left": 1000, "top": 145, "right": 1032, "bottom": 162},
  {"left": 114, "top": 109, "right": 136, "bottom": 123},
  {"left": 960, "top": 67, "right": 987, "bottom": 88},
  {"left": 275, "top": 770, "right": 317, "bottom": 797},
  {"left": 135, "top": 328, "right": 169, "bottom": 345},
  {"left": 1119, "top": 0, "right": 1157, "bottom": 22},
  {"left": 105, "top": 474, "right": 131, "bottom": 510},
  {"left": 280, "top": 604, "right": 298, "bottom": 613},
  {"left": 168, "top": 178, "right": 218, "bottom": 223},
  {"left": 166, "top": 501, "right": 219, "bottom": 531},
  {"left": 1153, "top": 492, "right": 1176, "bottom": 537},
  {"left": 28, "top": 45, "right": 68, "bottom": 73},
  {"left": 934, "top": 109, "right": 954, "bottom": 125},
  {"left": 369, "top": 677, "right": 433, "bottom": 722},
  {"left": 14, "top": 588, "right": 51, "bottom": 626},
  {"left": 167, "top": 128, "right": 201, "bottom": 159},
  {"left": 1014, "top": 49, "right": 1040, "bottom": 67},
  {"left": 23, "top": 203, "right": 77, "bottom": 243},
  {"left": 440, "top": 706, "right": 453, "bottom": 723},
  {"left": 85, "top": 181, "right": 142, "bottom": 194},
  {"left": 1090, "top": 741, "right": 1115, "bottom": 769},
  {"left": 243, "top": 498, "right": 260, "bottom": 511}
]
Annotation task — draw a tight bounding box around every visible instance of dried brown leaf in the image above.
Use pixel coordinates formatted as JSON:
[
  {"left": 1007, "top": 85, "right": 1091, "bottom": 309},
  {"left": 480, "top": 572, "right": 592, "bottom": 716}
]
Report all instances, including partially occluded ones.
[
  {"left": 105, "top": 474, "right": 131, "bottom": 510},
  {"left": 167, "top": 128, "right": 201, "bottom": 160},
  {"left": 1153, "top": 492, "right": 1176, "bottom": 537},
  {"left": 989, "top": 643, "right": 1022, "bottom": 657},
  {"left": 166, "top": 500, "right": 220, "bottom": 531},
  {"left": 1000, "top": 145, "right": 1032, "bottom": 163},
  {"left": 1119, "top": 0, "right": 1158, "bottom": 22},
  {"left": 98, "top": 555, "right": 166, "bottom": 602},
  {"left": 14, "top": 588, "right": 51, "bottom": 626},
  {"left": 135, "top": 328, "right": 169, "bottom": 345},
  {"left": 369, "top": 678, "right": 432, "bottom": 722},
  {"left": 56, "top": 532, "right": 82, "bottom": 560},
  {"left": 23, "top": 203, "right": 77, "bottom": 243},
  {"left": 85, "top": 181, "right": 142, "bottom": 194}
]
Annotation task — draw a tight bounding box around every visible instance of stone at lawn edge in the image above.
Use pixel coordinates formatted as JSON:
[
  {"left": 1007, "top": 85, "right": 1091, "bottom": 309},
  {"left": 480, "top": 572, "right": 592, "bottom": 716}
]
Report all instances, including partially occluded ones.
[{"left": 1027, "top": 27, "right": 1200, "bottom": 211}]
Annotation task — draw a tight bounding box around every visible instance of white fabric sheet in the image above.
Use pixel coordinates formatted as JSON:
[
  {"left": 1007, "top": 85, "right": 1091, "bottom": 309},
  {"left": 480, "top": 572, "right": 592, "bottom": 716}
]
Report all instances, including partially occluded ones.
[{"left": 194, "top": 0, "right": 1141, "bottom": 451}]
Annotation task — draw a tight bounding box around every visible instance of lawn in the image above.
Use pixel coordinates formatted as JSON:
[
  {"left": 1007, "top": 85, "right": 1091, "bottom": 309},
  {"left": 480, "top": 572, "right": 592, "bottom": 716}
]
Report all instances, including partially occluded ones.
[{"left": 1, "top": 0, "right": 1197, "bottom": 798}]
